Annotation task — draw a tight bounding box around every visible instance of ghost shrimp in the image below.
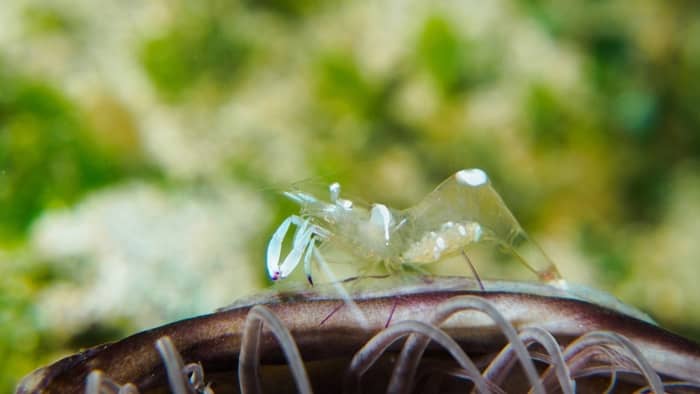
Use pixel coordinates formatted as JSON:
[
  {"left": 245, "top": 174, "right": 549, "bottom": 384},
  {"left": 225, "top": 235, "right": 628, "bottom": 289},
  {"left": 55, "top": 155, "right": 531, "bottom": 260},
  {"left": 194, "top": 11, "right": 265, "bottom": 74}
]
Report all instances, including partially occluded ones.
[{"left": 266, "top": 168, "right": 563, "bottom": 287}]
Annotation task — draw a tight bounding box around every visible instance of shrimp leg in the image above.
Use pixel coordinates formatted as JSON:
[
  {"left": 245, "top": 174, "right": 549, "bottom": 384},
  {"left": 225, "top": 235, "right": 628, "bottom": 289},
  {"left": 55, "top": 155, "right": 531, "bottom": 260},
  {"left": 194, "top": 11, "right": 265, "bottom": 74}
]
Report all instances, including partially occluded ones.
[
  {"left": 312, "top": 245, "right": 370, "bottom": 329},
  {"left": 461, "top": 250, "right": 485, "bottom": 291}
]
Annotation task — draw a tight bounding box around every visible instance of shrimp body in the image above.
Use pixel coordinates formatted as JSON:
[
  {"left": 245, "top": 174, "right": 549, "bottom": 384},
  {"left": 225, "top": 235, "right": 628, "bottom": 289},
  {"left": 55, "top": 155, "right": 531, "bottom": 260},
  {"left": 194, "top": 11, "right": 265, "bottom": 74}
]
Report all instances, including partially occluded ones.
[
  {"left": 400, "top": 221, "right": 483, "bottom": 263},
  {"left": 267, "top": 169, "right": 562, "bottom": 285},
  {"left": 283, "top": 188, "right": 405, "bottom": 264}
]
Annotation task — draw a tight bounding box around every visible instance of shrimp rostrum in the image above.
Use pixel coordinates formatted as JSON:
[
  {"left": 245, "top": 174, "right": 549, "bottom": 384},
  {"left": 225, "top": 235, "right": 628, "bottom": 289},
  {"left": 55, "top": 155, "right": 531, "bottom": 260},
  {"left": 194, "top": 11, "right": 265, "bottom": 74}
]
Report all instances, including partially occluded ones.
[{"left": 267, "top": 168, "right": 563, "bottom": 286}]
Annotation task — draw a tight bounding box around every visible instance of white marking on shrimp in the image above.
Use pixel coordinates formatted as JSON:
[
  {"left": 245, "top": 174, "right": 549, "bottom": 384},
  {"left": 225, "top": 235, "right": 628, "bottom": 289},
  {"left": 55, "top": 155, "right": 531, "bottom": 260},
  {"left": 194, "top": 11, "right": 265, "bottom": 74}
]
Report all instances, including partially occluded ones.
[
  {"left": 329, "top": 182, "right": 341, "bottom": 202},
  {"left": 370, "top": 204, "right": 393, "bottom": 244},
  {"left": 456, "top": 168, "right": 488, "bottom": 186},
  {"left": 457, "top": 224, "right": 467, "bottom": 236}
]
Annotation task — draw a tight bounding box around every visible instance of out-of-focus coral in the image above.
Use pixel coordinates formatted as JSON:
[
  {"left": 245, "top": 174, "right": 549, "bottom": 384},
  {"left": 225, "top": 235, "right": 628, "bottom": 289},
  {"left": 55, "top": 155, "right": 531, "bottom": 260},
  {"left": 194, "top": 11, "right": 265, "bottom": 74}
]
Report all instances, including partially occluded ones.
[{"left": 30, "top": 182, "right": 269, "bottom": 332}]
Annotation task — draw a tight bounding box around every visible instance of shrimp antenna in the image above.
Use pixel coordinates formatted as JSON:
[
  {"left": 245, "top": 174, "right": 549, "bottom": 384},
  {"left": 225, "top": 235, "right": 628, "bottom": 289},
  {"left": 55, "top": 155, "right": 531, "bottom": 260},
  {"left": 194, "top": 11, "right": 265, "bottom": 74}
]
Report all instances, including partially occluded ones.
[
  {"left": 313, "top": 246, "right": 371, "bottom": 329},
  {"left": 461, "top": 251, "right": 485, "bottom": 291}
]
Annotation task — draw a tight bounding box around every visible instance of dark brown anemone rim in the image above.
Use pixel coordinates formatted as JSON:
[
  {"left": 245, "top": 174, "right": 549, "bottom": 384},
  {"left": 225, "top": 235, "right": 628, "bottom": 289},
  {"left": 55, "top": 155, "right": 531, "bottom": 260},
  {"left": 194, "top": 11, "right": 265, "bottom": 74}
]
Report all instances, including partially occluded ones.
[{"left": 16, "top": 276, "right": 700, "bottom": 394}]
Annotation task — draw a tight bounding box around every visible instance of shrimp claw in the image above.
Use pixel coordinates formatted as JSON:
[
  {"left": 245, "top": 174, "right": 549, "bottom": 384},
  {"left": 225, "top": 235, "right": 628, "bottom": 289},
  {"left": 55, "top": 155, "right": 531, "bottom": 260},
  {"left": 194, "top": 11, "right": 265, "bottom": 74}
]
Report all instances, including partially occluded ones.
[{"left": 266, "top": 215, "right": 320, "bottom": 284}]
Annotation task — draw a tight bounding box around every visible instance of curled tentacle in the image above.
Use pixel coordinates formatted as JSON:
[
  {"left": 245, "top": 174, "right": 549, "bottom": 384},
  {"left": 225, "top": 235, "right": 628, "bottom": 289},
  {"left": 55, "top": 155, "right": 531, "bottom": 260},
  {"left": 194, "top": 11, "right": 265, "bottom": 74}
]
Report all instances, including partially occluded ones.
[
  {"left": 182, "top": 363, "right": 213, "bottom": 394},
  {"left": 636, "top": 381, "right": 700, "bottom": 393},
  {"left": 431, "top": 295, "right": 545, "bottom": 394},
  {"left": 388, "top": 295, "right": 546, "bottom": 394},
  {"left": 155, "top": 337, "right": 191, "bottom": 394},
  {"left": 343, "top": 320, "right": 493, "bottom": 394},
  {"left": 85, "top": 371, "right": 139, "bottom": 394},
  {"left": 542, "top": 330, "right": 665, "bottom": 394},
  {"left": 406, "top": 361, "right": 507, "bottom": 394},
  {"left": 239, "top": 305, "right": 312, "bottom": 394},
  {"left": 480, "top": 326, "right": 574, "bottom": 394},
  {"left": 86, "top": 339, "right": 212, "bottom": 394}
]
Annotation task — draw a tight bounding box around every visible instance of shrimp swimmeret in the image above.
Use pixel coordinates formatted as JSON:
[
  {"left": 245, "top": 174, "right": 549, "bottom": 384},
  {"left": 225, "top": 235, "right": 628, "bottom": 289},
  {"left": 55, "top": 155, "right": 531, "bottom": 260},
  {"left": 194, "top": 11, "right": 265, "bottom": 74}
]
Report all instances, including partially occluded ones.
[{"left": 266, "top": 168, "right": 564, "bottom": 287}]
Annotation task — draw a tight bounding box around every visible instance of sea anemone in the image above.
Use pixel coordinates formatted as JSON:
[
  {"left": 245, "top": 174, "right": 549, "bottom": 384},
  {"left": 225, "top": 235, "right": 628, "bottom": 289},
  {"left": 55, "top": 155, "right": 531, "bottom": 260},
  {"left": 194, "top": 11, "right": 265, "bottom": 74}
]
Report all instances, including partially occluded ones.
[{"left": 16, "top": 276, "right": 700, "bottom": 393}]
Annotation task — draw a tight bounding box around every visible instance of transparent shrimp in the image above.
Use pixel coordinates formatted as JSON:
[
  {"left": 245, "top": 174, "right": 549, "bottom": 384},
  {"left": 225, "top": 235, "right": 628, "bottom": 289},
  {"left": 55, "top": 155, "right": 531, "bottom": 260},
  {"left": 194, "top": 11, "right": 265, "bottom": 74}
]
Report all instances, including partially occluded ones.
[{"left": 266, "top": 168, "right": 563, "bottom": 287}]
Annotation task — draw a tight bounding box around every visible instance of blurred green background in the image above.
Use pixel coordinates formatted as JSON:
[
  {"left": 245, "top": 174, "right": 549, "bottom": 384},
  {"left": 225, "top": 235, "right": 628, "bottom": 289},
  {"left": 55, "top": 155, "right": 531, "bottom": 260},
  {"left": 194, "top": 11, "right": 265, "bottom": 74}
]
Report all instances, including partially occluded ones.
[{"left": 2, "top": 0, "right": 700, "bottom": 391}]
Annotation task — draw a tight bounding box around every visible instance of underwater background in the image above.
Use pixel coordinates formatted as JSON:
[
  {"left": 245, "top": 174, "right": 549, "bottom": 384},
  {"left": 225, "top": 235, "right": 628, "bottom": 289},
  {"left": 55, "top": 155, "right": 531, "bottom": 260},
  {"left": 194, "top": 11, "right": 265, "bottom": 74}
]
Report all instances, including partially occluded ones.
[{"left": 2, "top": 0, "right": 700, "bottom": 391}]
